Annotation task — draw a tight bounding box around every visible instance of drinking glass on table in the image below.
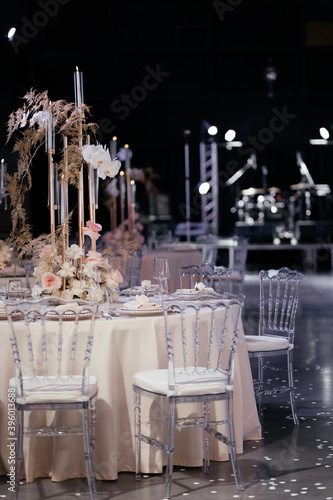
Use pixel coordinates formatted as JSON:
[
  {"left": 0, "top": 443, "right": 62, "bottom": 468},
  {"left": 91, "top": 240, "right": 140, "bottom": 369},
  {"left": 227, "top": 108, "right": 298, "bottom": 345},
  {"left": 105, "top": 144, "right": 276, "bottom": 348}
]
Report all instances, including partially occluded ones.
[
  {"left": 0, "top": 285, "right": 7, "bottom": 300},
  {"left": 153, "top": 257, "right": 170, "bottom": 293}
]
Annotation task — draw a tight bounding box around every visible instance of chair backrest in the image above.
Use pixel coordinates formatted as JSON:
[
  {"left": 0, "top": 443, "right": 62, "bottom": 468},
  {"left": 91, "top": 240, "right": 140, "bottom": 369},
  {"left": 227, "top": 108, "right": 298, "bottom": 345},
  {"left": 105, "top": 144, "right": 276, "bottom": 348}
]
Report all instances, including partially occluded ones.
[
  {"left": 232, "top": 237, "right": 248, "bottom": 278},
  {"left": 161, "top": 292, "right": 244, "bottom": 390},
  {"left": 174, "top": 222, "right": 209, "bottom": 240},
  {"left": 4, "top": 297, "right": 99, "bottom": 399},
  {"left": 259, "top": 267, "right": 303, "bottom": 341},
  {"left": 179, "top": 263, "right": 232, "bottom": 292}
]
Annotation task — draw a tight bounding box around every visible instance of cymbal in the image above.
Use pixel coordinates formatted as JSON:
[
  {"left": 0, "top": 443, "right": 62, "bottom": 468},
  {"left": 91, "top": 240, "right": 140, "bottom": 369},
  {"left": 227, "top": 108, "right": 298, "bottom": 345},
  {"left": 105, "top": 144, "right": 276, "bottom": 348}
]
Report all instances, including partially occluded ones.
[
  {"left": 290, "top": 182, "right": 314, "bottom": 190},
  {"left": 268, "top": 186, "right": 281, "bottom": 193},
  {"left": 241, "top": 187, "right": 264, "bottom": 196}
]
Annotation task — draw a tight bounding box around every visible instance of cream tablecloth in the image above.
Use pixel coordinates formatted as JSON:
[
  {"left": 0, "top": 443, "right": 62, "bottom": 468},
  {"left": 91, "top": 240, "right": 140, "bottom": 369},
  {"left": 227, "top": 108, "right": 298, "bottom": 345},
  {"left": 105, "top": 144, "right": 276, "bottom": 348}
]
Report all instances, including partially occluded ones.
[
  {"left": 0, "top": 302, "right": 261, "bottom": 482},
  {"left": 140, "top": 248, "right": 202, "bottom": 292}
]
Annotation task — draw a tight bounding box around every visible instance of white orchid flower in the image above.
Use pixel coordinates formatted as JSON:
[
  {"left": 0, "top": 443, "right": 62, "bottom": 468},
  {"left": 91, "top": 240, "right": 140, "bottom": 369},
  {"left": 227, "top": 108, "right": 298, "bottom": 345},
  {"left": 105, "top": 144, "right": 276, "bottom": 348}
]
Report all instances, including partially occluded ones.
[
  {"left": 81, "top": 143, "right": 104, "bottom": 164},
  {"left": 97, "top": 158, "right": 121, "bottom": 179},
  {"left": 19, "top": 111, "right": 29, "bottom": 128},
  {"left": 30, "top": 111, "right": 48, "bottom": 128}
]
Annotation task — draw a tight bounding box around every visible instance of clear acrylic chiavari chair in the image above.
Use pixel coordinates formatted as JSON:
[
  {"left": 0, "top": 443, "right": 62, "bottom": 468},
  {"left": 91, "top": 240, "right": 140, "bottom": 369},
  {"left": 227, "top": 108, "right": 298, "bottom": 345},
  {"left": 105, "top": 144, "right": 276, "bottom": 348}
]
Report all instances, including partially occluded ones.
[
  {"left": 133, "top": 291, "right": 245, "bottom": 499},
  {"left": 245, "top": 267, "right": 303, "bottom": 424},
  {"left": 179, "top": 262, "right": 232, "bottom": 292},
  {"left": 5, "top": 296, "right": 99, "bottom": 499}
]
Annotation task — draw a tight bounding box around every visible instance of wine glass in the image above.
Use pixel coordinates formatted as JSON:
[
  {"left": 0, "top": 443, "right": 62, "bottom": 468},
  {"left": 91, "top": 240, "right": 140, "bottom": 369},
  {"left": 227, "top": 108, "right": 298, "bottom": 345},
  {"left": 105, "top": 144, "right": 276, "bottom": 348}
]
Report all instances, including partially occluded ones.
[{"left": 153, "top": 257, "right": 170, "bottom": 293}]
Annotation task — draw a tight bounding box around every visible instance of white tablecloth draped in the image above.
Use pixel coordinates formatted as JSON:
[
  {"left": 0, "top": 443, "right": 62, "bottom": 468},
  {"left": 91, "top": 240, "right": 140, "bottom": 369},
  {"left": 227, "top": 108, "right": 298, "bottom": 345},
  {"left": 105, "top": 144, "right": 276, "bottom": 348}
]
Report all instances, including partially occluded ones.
[{"left": 0, "top": 303, "right": 261, "bottom": 482}]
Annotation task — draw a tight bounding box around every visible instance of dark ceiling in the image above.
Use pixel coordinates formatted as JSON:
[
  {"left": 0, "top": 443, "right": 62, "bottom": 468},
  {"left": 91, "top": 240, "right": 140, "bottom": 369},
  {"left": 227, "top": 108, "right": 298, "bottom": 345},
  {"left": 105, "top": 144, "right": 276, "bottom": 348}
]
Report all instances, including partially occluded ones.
[{"left": 1, "top": 0, "right": 333, "bottom": 233}]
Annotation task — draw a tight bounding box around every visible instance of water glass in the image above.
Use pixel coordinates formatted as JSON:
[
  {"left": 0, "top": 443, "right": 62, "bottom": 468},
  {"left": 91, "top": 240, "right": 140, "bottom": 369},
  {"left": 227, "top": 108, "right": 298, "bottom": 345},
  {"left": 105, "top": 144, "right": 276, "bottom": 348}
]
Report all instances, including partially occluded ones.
[
  {"left": 0, "top": 285, "right": 7, "bottom": 300},
  {"left": 99, "top": 289, "right": 110, "bottom": 316},
  {"left": 8, "top": 278, "right": 22, "bottom": 291},
  {"left": 153, "top": 257, "right": 170, "bottom": 293}
]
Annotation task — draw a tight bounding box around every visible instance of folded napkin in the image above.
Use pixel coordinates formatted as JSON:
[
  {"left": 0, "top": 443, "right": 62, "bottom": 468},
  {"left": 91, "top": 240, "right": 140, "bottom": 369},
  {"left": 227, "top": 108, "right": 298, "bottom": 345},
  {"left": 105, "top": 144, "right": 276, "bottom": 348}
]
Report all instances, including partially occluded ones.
[{"left": 122, "top": 299, "right": 161, "bottom": 310}]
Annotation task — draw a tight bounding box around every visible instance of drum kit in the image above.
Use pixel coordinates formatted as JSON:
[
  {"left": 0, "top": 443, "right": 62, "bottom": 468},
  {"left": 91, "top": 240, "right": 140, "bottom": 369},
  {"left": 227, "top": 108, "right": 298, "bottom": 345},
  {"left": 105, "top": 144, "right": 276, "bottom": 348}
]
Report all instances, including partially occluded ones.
[
  {"left": 235, "top": 182, "right": 332, "bottom": 243},
  {"left": 231, "top": 152, "right": 332, "bottom": 243}
]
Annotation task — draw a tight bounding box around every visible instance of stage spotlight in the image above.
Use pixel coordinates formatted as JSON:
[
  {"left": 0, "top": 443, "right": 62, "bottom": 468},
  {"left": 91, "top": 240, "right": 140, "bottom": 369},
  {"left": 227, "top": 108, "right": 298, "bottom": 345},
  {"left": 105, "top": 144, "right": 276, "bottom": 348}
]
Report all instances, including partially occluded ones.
[
  {"left": 319, "top": 127, "right": 330, "bottom": 139},
  {"left": 224, "top": 129, "right": 236, "bottom": 142},
  {"left": 7, "top": 27, "right": 16, "bottom": 41},
  {"left": 207, "top": 125, "right": 218, "bottom": 136},
  {"left": 198, "top": 182, "right": 210, "bottom": 195},
  {"left": 201, "top": 120, "right": 218, "bottom": 138}
]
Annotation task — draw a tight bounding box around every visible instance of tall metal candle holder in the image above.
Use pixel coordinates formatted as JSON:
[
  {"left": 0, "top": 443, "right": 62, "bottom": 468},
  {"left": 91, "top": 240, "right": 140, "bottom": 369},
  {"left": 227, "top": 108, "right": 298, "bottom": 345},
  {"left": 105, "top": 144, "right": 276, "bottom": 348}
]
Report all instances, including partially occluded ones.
[{"left": 46, "top": 103, "right": 56, "bottom": 244}]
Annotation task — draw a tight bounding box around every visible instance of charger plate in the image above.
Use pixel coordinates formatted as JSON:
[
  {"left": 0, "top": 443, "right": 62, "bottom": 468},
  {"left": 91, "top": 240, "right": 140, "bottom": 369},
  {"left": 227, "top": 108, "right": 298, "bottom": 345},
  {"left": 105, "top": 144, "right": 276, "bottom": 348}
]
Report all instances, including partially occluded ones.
[
  {"left": 0, "top": 312, "right": 23, "bottom": 320},
  {"left": 45, "top": 312, "right": 93, "bottom": 321}
]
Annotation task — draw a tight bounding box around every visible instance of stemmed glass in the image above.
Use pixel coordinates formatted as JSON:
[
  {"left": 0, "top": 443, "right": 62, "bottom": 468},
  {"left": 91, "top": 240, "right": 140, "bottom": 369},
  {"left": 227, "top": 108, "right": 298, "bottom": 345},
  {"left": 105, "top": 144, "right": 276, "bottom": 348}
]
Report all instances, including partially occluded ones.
[{"left": 153, "top": 257, "right": 170, "bottom": 293}]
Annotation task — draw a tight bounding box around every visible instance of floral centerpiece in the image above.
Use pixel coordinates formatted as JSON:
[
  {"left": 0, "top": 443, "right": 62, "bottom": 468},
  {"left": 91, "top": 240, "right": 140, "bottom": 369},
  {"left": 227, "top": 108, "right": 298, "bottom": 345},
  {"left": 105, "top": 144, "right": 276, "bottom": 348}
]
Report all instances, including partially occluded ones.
[
  {"left": 32, "top": 241, "right": 123, "bottom": 302},
  {"left": 3, "top": 86, "right": 145, "bottom": 304},
  {"left": 0, "top": 240, "right": 12, "bottom": 269}
]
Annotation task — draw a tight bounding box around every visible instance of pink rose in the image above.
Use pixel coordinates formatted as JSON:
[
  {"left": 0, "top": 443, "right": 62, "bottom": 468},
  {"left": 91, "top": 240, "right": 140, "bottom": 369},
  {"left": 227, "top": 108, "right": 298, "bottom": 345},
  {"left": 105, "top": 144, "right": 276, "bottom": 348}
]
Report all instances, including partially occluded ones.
[
  {"left": 110, "top": 269, "right": 123, "bottom": 284},
  {"left": 86, "top": 221, "right": 102, "bottom": 232},
  {"left": 85, "top": 251, "right": 104, "bottom": 266},
  {"left": 41, "top": 272, "right": 62, "bottom": 291},
  {"left": 83, "top": 221, "right": 102, "bottom": 240}
]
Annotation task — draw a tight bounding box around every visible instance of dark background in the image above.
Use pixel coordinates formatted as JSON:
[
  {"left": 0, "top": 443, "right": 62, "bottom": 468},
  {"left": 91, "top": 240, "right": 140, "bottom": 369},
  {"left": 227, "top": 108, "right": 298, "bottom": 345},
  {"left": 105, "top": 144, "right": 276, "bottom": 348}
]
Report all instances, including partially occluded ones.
[{"left": 1, "top": 0, "right": 333, "bottom": 237}]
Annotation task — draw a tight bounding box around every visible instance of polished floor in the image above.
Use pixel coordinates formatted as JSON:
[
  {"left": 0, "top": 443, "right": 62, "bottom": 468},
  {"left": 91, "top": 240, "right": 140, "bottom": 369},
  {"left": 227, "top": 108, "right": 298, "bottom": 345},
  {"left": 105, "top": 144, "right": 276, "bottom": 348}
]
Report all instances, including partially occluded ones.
[{"left": 1, "top": 271, "right": 333, "bottom": 499}]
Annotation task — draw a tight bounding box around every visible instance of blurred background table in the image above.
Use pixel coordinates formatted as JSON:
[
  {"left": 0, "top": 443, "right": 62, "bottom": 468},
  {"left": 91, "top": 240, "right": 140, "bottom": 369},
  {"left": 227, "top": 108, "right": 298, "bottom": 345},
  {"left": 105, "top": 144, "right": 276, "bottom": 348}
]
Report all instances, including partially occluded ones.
[{"left": 140, "top": 246, "right": 202, "bottom": 291}]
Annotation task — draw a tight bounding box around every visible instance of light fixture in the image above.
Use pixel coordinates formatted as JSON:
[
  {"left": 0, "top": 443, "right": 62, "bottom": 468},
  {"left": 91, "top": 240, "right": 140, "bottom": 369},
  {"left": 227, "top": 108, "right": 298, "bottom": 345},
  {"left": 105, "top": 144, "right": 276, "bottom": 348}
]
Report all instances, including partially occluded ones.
[
  {"left": 309, "top": 139, "right": 328, "bottom": 145},
  {"left": 207, "top": 125, "right": 218, "bottom": 136},
  {"left": 309, "top": 127, "right": 332, "bottom": 145},
  {"left": 224, "top": 129, "right": 236, "bottom": 142},
  {"left": 319, "top": 127, "right": 330, "bottom": 139},
  {"left": 198, "top": 181, "right": 210, "bottom": 195},
  {"left": 225, "top": 141, "right": 243, "bottom": 150},
  {"left": 201, "top": 120, "right": 218, "bottom": 138},
  {"left": 7, "top": 27, "right": 16, "bottom": 41}
]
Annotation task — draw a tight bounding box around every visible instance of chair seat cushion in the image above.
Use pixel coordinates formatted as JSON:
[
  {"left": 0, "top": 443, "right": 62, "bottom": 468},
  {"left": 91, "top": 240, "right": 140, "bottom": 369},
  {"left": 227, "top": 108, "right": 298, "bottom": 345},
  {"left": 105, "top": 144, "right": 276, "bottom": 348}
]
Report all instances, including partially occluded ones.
[
  {"left": 9, "top": 375, "right": 98, "bottom": 404},
  {"left": 245, "top": 335, "right": 293, "bottom": 352},
  {"left": 134, "top": 367, "right": 231, "bottom": 397}
]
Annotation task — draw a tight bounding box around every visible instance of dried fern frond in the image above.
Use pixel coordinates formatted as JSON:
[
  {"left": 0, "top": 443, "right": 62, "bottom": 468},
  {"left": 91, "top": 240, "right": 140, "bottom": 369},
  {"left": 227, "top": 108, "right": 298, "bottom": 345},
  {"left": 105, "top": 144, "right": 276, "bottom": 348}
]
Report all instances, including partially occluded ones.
[{"left": 5, "top": 88, "right": 97, "bottom": 255}]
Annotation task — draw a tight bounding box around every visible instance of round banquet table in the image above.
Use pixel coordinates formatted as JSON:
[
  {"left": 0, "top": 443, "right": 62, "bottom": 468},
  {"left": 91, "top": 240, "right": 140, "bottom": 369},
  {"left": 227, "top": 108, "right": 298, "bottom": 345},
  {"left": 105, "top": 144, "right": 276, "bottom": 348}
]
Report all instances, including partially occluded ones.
[
  {"left": 140, "top": 248, "right": 203, "bottom": 292},
  {"left": 0, "top": 298, "right": 261, "bottom": 483}
]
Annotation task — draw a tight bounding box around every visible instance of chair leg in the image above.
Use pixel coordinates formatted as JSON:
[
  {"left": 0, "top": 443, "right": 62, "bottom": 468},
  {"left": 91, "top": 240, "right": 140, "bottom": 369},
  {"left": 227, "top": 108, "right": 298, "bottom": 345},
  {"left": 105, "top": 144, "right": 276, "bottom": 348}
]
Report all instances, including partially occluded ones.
[
  {"left": 163, "top": 398, "right": 175, "bottom": 500},
  {"left": 134, "top": 389, "right": 142, "bottom": 480},
  {"left": 257, "top": 356, "right": 264, "bottom": 421},
  {"left": 203, "top": 400, "right": 210, "bottom": 473},
  {"left": 287, "top": 350, "right": 299, "bottom": 425},
  {"left": 226, "top": 394, "right": 244, "bottom": 490},
  {"left": 82, "top": 406, "right": 98, "bottom": 500}
]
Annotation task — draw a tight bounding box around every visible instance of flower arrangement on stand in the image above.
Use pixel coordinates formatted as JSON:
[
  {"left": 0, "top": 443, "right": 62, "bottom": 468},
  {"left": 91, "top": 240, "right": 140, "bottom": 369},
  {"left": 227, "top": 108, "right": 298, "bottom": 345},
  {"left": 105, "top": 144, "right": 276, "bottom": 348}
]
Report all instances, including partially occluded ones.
[
  {"left": 32, "top": 239, "right": 123, "bottom": 302},
  {"left": 4, "top": 84, "right": 134, "bottom": 304}
]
